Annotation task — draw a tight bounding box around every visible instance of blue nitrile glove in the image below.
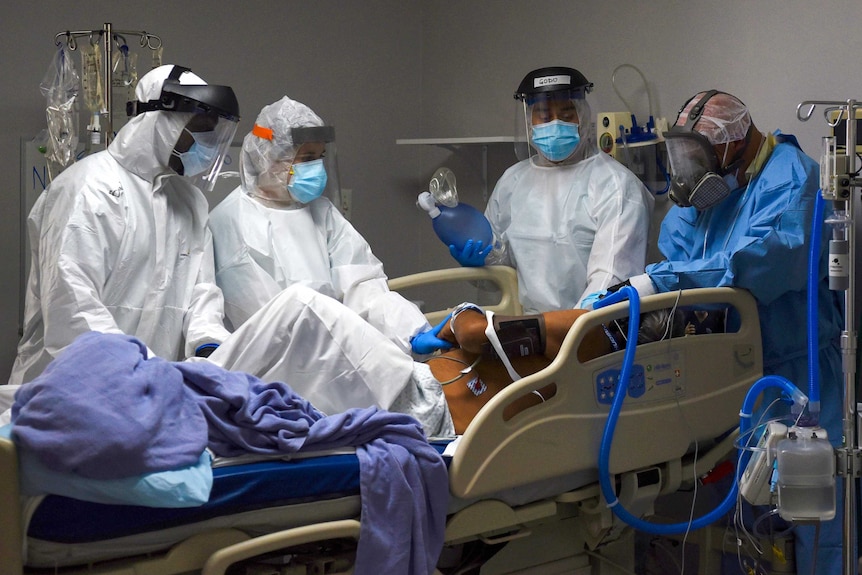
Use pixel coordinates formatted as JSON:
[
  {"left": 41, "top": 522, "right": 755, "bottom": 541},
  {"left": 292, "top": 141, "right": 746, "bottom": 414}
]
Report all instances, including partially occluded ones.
[
  {"left": 578, "top": 290, "right": 608, "bottom": 310},
  {"left": 195, "top": 343, "right": 219, "bottom": 358},
  {"left": 410, "top": 313, "right": 455, "bottom": 355},
  {"left": 449, "top": 239, "right": 492, "bottom": 267}
]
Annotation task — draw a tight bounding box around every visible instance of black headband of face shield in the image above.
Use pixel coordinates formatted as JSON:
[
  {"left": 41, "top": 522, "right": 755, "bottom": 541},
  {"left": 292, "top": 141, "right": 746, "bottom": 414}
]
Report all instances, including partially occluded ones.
[
  {"left": 291, "top": 126, "right": 336, "bottom": 144},
  {"left": 127, "top": 65, "right": 240, "bottom": 121}
]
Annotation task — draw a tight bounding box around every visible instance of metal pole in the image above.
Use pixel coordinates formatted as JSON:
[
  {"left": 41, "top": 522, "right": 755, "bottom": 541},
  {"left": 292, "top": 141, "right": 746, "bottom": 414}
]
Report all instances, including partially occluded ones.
[
  {"left": 102, "top": 23, "right": 113, "bottom": 145},
  {"left": 842, "top": 99, "right": 858, "bottom": 575}
]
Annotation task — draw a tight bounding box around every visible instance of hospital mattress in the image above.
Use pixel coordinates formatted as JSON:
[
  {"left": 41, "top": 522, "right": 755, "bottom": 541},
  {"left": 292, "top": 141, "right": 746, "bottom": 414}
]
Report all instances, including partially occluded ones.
[{"left": 23, "top": 451, "right": 380, "bottom": 567}]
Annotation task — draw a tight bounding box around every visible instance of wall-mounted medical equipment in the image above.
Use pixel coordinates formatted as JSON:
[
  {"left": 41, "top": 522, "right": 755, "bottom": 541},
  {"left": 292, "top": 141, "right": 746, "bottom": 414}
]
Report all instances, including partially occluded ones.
[{"left": 597, "top": 64, "right": 669, "bottom": 195}]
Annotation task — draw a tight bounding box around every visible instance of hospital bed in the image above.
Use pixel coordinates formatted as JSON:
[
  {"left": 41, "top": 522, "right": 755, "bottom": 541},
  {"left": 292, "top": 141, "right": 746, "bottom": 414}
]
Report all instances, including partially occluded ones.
[{"left": 0, "top": 266, "right": 762, "bottom": 575}]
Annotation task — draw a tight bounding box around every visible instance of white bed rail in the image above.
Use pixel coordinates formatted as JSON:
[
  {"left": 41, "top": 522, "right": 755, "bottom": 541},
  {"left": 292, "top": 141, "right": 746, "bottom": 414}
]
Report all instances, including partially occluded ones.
[
  {"left": 388, "top": 265, "right": 522, "bottom": 323},
  {"left": 447, "top": 286, "right": 762, "bottom": 500}
]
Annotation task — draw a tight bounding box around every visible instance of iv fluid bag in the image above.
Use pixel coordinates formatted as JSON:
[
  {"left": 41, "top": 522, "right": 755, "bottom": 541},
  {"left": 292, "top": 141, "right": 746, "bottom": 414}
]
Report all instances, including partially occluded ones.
[{"left": 431, "top": 202, "right": 493, "bottom": 253}]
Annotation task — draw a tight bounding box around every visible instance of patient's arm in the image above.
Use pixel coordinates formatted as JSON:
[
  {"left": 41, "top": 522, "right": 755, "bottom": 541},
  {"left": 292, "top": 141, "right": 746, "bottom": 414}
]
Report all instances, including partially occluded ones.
[
  {"left": 431, "top": 305, "right": 683, "bottom": 433},
  {"left": 430, "top": 308, "right": 613, "bottom": 434},
  {"left": 446, "top": 307, "right": 613, "bottom": 362}
]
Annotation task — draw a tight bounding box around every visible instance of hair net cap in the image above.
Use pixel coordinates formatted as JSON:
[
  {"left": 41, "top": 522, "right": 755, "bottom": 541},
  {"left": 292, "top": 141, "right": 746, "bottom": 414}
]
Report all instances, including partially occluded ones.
[
  {"left": 241, "top": 96, "right": 325, "bottom": 191},
  {"left": 135, "top": 64, "right": 207, "bottom": 102},
  {"left": 254, "top": 96, "right": 324, "bottom": 149},
  {"left": 675, "top": 91, "right": 751, "bottom": 145}
]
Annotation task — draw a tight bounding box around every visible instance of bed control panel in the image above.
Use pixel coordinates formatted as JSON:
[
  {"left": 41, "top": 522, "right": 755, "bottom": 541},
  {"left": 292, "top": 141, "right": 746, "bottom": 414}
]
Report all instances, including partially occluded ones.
[{"left": 593, "top": 349, "right": 685, "bottom": 406}]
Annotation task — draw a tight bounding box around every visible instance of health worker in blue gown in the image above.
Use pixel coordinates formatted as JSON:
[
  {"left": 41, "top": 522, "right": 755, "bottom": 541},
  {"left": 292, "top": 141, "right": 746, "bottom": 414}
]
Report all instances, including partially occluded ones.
[{"left": 610, "top": 90, "right": 844, "bottom": 575}]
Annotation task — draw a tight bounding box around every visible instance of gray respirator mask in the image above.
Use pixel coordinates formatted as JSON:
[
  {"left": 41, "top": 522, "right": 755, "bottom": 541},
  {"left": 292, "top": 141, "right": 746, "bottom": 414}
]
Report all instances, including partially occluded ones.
[{"left": 663, "top": 90, "right": 751, "bottom": 210}]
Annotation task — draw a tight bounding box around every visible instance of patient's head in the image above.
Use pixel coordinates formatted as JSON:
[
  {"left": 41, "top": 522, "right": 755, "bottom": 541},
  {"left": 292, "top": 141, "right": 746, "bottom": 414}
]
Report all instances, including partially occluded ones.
[{"left": 638, "top": 308, "right": 686, "bottom": 344}]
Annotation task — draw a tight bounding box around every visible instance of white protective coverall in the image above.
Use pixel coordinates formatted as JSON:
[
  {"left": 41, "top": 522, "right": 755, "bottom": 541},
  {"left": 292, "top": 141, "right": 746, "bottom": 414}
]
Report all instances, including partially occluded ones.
[
  {"left": 206, "top": 283, "right": 453, "bottom": 436},
  {"left": 209, "top": 95, "right": 429, "bottom": 354},
  {"left": 485, "top": 151, "right": 653, "bottom": 313},
  {"left": 210, "top": 190, "right": 429, "bottom": 354},
  {"left": 10, "top": 67, "right": 231, "bottom": 386},
  {"left": 8, "top": 72, "right": 450, "bottom": 434}
]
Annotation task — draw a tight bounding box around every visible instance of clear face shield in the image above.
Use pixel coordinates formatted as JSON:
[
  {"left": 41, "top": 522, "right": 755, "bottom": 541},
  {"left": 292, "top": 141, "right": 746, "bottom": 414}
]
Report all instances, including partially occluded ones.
[
  {"left": 514, "top": 91, "right": 593, "bottom": 165},
  {"left": 173, "top": 113, "right": 238, "bottom": 193},
  {"left": 253, "top": 125, "right": 340, "bottom": 209},
  {"left": 128, "top": 65, "right": 240, "bottom": 193}
]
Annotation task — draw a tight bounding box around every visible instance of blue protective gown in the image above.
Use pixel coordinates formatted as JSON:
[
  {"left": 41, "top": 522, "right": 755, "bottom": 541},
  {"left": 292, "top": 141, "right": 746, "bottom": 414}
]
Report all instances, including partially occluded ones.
[{"left": 646, "top": 135, "right": 844, "bottom": 574}]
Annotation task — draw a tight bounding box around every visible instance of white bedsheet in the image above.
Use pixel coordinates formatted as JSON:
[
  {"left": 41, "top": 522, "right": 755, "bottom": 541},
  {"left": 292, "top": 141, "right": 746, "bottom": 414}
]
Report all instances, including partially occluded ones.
[{"left": 0, "top": 385, "right": 18, "bottom": 426}]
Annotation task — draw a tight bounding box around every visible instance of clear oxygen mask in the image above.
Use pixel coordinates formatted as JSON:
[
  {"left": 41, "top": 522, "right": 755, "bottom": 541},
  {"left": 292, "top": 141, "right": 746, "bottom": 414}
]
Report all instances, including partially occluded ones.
[{"left": 427, "top": 167, "right": 459, "bottom": 207}]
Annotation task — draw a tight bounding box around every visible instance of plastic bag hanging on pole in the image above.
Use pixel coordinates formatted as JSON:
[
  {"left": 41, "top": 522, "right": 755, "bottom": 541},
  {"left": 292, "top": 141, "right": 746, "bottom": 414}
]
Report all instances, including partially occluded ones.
[
  {"left": 80, "top": 40, "right": 104, "bottom": 145},
  {"left": 111, "top": 43, "right": 138, "bottom": 133},
  {"left": 40, "top": 46, "right": 80, "bottom": 176}
]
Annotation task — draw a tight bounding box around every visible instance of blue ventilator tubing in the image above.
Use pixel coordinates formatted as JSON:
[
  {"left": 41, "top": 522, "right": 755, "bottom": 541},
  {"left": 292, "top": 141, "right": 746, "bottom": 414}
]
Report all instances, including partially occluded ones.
[
  {"left": 594, "top": 287, "right": 809, "bottom": 535},
  {"left": 430, "top": 203, "right": 493, "bottom": 254},
  {"left": 805, "top": 193, "right": 825, "bottom": 423}
]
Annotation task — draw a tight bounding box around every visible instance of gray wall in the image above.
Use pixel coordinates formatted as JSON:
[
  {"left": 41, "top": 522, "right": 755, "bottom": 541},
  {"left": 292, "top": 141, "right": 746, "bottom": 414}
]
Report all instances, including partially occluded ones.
[{"left": 2, "top": 1, "right": 861, "bottom": 381}]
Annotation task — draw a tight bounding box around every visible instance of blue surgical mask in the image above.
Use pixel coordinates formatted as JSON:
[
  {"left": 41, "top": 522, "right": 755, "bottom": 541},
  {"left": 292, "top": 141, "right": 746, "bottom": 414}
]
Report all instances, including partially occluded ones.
[
  {"left": 172, "top": 129, "right": 220, "bottom": 177},
  {"left": 287, "top": 158, "right": 328, "bottom": 203},
  {"left": 531, "top": 120, "right": 580, "bottom": 162}
]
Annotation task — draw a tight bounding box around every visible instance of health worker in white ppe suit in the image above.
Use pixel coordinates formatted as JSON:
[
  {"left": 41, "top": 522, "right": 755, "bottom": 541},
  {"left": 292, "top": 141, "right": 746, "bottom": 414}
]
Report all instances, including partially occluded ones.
[
  {"left": 208, "top": 96, "right": 432, "bottom": 355},
  {"left": 448, "top": 66, "right": 654, "bottom": 313},
  {"left": 10, "top": 64, "right": 239, "bottom": 386},
  {"left": 7, "top": 67, "right": 452, "bottom": 436}
]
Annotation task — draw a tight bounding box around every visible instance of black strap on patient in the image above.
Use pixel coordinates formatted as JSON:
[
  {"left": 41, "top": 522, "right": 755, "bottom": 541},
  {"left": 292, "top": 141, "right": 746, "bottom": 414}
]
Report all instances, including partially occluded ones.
[{"left": 481, "top": 314, "right": 546, "bottom": 360}]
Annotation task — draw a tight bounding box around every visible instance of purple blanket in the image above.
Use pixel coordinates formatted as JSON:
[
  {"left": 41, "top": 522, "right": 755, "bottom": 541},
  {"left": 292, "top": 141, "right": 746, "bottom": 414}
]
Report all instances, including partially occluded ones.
[
  {"left": 176, "top": 359, "right": 449, "bottom": 575},
  {"left": 12, "top": 332, "right": 207, "bottom": 479},
  {"left": 14, "top": 332, "right": 448, "bottom": 575}
]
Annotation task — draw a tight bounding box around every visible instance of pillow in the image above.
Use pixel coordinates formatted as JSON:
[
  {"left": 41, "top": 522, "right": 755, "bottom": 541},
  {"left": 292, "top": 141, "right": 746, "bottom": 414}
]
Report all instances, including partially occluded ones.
[{"left": 0, "top": 424, "right": 212, "bottom": 508}]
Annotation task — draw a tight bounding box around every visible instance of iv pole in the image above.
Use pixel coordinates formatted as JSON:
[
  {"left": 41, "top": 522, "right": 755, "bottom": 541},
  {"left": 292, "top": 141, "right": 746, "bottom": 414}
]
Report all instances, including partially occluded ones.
[
  {"left": 798, "top": 98, "right": 861, "bottom": 575},
  {"left": 54, "top": 22, "right": 162, "bottom": 144}
]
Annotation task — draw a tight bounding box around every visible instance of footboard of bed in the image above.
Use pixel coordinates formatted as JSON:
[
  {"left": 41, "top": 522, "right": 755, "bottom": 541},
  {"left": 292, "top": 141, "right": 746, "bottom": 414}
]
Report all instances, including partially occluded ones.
[{"left": 0, "top": 436, "right": 24, "bottom": 575}]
